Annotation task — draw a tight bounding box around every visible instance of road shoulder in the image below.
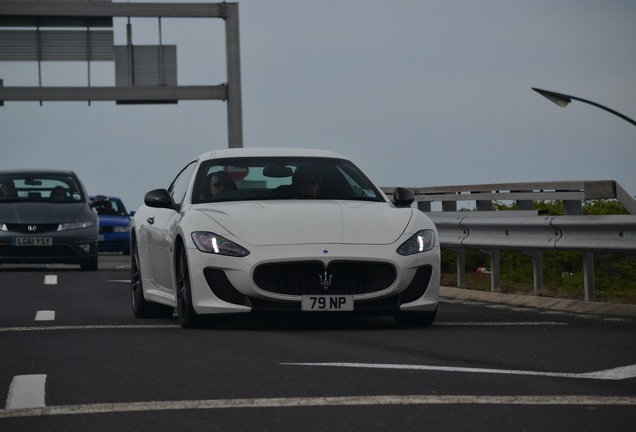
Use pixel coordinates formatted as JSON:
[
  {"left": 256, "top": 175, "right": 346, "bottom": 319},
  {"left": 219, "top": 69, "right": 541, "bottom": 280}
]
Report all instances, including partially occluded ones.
[{"left": 440, "top": 286, "right": 636, "bottom": 318}]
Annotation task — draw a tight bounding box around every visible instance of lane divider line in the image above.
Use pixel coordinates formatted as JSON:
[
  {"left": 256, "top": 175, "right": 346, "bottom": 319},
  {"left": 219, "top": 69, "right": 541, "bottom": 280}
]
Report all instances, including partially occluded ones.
[
  {"left": 5, "top": 375, "right": 47, "bottom": 410},
  {"left": 0, "top": 324, "right": 180, "bottom": 332},
  {"left": 0, "top": 322, "right": 564, "bottom": 333},
  {"left": 34, "top": 311, "right": 55, "bottom": 321},
  {"left": 43, "top": 275, "right": 57, "bottom": 285}
]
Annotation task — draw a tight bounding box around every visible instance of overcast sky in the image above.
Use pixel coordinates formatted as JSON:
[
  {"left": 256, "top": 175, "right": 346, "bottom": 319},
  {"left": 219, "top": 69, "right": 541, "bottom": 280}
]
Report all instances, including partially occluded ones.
[{"left": 1, "top": 0, "right": 635, "bottom": 210}]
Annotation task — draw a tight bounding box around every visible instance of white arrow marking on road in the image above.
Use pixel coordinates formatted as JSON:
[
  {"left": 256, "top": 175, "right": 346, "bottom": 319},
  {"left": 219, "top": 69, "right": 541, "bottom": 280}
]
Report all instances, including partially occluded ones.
[
  {"left": 5, "top": 375, "right": 47, "bottom": 409},
  {"left": 34, "top": 311, "right": 55, "bottom": 321},
  {"left": 282, "top": 362, "right": 636, "bottom": 381}
]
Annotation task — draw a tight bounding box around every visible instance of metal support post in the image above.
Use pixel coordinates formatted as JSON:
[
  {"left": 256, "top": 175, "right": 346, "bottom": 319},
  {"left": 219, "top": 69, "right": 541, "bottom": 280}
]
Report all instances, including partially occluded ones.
[
  {"left": 490, "top": 250, "right": 500, "bottom": 292},
  {"left": 224, "top": 3, "right": 243, "bottom": 148},
  {"left": 456, "top": 248, "right": 466, "bottom": 288},
  {"left": 583, "top": 252, "right": 595, "bottom": 301},
  {"left": 532, "top": 251, "right": 544, "bottom": 294}
]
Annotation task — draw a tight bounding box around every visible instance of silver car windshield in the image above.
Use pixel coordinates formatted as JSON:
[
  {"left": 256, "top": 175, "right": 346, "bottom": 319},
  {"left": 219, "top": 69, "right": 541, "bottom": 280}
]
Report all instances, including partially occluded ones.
[
  {"left": 0, "top": 174, "right": 84, "bottom": 203},
  {"left": 192, "top": 157, "right": 385, "bottom": 204}
]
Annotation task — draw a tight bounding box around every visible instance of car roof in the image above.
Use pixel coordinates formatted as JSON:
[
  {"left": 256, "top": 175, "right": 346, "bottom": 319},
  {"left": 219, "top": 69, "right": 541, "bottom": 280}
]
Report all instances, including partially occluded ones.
[
  {"left": 0, "top": 169, "right": 78, "bottom": 177},
  {"left": 197, "top": 148, "right": 347, "bottom": 161}
]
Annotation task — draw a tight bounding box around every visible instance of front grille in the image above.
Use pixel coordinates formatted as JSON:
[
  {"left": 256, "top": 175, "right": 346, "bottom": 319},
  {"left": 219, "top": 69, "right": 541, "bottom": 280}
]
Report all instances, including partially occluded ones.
[
  {"left": 254, "top": 261, "right": 396, "bottom": 296},
  {"left": 5, "top": 223, "right": 59, "bottom": 234}
]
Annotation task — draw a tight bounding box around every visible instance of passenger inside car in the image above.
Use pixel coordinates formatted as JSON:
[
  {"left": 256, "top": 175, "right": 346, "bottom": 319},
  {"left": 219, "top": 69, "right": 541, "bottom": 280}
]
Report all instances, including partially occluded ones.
[
  {"left": 292, "top": 167, "right": 322, "bottom": 197},
  {"left": 0, "top": 180, "right": 17, "bottom": 198},
  {"left": 50, "top": 186, "right": 67, "bottom": 201},
  {"left": 98, "top": 201, "right": 117, "bottom": 214},
  {"left": 207, "top": 171, "right": 237, "bottom": 197}
]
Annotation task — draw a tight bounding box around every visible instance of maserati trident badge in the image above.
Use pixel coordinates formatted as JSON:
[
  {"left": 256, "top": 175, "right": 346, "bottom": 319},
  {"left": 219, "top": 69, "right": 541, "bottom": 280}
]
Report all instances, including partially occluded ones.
[{"left": 319, "top": 271, "right": 333, "bottom": 290}]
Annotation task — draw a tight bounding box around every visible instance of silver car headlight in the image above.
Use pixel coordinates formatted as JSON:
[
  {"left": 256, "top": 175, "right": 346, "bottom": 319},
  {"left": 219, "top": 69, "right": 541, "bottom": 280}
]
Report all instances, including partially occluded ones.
[
  {"left": 57, "top": 221, "right": 96, "bottom": 231},
  {"left": 396, "top": 229, "right": 435, "bottom": 255},
  {"left": 1, "top": 224, "right": 7, "bottom": 232},
  {"left": 191, "top": 232, "right": 250, "bottom": 257}
]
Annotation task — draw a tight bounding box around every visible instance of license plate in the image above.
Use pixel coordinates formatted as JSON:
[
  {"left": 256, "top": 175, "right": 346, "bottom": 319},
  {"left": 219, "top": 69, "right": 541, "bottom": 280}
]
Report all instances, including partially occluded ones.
[
  {"left": 13, "top": 237, "right": 53, "bottom": 246},
  {"left": 301, "top": 295, "right": 353, "bottom": 311}
]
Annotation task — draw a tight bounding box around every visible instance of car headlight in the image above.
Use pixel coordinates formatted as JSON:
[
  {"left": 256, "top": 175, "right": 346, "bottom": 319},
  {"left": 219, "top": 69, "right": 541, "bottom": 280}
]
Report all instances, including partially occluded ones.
[
  {"left": 1, "top": 224, "right": 7, "bottom": 232},
  {"left": 396, "top": 229, "right": 435, "bottom": 255},
  {"left": 57, "top": 221, "right": 96, "bottom": 231},
  {"left": 191, "top": 232, "right": 250, "bottom": 257},
  {"left": 113, "top": 226, "right": 131, "bottom": 233}
]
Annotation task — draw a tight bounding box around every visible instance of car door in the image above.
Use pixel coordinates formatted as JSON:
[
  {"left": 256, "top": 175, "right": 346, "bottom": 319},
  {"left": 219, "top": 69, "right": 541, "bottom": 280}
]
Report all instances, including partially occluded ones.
[{"left": 146, "top": 161, "right": 197, "bottom": 293}]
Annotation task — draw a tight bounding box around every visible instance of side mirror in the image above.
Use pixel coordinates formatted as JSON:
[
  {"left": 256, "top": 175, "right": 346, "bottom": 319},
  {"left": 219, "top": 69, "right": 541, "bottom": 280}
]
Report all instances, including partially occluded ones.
[
  {"left": 391, "top": 187, "right": 415, "bottom": 208},
  {"left": 144, "top": 189, "right": 176, "bottom": 210}
]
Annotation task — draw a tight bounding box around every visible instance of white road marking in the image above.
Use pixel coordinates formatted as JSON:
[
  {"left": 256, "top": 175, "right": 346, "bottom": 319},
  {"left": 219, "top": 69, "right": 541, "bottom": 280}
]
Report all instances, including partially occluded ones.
[
  {"left": 0, "top": 321, "right": 564, "bottom": 333},
  {"left": 435, "top": 322, "right": 567, "bottom": 326},
  {"left": 0, "top": 324, "right": 179, "bottom": 333},
  {"left": 283, "top": 362, "right": 636, "bottom": 381},
  {"left": 34, "top": 311, "right": 55, "bottom": 321},
  {"left": 43, "top": 275, "right": 57, "bottom": 285},
  {"left": 5, "top": 375, "right": 47, "bottom": 409},
  {"left": 108, "top": 280, "right": 131, "bottom": 283},
  {"left": 1, "top": 394, "right": 635, "bottom": 419}
]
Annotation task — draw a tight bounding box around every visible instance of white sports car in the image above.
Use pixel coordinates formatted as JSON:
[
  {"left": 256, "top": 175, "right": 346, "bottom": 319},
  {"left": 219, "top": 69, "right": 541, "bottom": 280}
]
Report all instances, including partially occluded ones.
[{"left": 131, "top": 148, "right": 440, "bottom": 328}]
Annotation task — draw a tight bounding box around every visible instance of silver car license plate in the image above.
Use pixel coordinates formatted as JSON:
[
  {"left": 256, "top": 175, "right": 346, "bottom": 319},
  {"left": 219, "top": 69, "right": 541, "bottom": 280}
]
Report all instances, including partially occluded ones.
[
  {"left": 301, "top": 295, "right": 353, "bottom": 311},
  {"left": 13, "top": 237, "right": 53, "bottom": 246}
]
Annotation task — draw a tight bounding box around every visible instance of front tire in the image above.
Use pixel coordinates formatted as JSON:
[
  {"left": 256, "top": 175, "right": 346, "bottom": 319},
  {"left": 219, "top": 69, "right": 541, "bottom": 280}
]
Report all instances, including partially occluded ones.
[
  {"left": 177, "top": 247, "right": 200, "bottom": 328},
  {"left": 131, "top": 240, "right": 174, "bottom": 319}
]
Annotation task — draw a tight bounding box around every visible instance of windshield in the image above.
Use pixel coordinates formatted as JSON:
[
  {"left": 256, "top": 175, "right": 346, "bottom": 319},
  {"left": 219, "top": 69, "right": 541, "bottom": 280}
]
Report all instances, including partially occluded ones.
[
  {"left": 0, "top": 173, "right": 84, "bottom": 203},
  {"left": 91, "top": 197, "right": 129, "bottom": 216},
  {"left": 192, "top": 157, "right": 385, "bottom": 204}
]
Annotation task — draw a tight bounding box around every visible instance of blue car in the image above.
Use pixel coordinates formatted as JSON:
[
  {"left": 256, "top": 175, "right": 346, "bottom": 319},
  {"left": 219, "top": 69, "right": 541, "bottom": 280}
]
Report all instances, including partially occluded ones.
[{"left": 90, "top": 195, "right": 132, "bottom": 255}]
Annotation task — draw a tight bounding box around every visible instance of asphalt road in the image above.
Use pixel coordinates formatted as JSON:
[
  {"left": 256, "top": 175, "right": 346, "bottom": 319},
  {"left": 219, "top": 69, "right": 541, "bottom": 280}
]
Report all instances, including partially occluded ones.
[{"left": 1, "top": 255, "right": 635, "bottom": 432}]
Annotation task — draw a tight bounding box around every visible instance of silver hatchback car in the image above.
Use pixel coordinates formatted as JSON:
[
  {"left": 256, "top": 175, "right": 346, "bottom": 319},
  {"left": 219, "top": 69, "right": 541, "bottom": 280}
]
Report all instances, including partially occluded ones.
[{"left": 0, "top": 170, "right": 99, "bottom": 270}]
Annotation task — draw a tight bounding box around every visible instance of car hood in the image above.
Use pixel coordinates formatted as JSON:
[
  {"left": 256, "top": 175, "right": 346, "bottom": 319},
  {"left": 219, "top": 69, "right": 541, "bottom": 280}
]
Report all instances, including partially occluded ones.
[
  {"left": 195, "top": 201, "right": 412, "bottom": 246},
  {"left": 0, "top": 202, "right": 91, "bottom": 223}
]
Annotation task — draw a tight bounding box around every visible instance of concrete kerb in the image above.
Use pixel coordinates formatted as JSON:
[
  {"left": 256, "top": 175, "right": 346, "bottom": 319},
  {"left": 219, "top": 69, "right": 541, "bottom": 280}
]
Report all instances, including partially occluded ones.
[{"left": 440, "top": 286, "right": 636, "bottom": 319}]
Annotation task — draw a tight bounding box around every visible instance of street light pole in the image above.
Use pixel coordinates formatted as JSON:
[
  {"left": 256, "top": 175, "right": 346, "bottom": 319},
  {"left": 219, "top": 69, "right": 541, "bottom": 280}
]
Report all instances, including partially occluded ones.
[{"left": 532, "top": 87, "right": 636, "bottom": 127}]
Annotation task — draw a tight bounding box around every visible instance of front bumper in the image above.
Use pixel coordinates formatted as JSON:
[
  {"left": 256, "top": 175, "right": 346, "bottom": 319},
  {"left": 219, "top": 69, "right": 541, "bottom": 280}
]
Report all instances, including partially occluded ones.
[
  {"left": 98, "top": 232, "right": 131, "bottom": 253},
  {"left": 186, "top": 243, "right": 440, "bottom": 317},
  {"left": 0, "top": 230, "right": 98, "bottom": 265}
]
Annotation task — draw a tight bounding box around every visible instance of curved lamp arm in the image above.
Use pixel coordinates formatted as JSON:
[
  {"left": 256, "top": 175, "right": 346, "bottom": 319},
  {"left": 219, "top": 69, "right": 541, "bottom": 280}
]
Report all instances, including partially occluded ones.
[{"left": 532, "top": 87, "right": 636, "bottom": 127}]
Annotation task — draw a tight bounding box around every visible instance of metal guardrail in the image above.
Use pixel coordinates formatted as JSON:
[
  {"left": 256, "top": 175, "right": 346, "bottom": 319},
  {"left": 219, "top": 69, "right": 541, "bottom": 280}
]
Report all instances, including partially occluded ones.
[
  {"left": 381, "top": 180, "right": 636, "bottom": 301},
  {"left": 432, "top": 214, "right": 636, "bottom": 253},
  {"left": 383, "top": 180, "right": 636, "bottom": 215}
]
